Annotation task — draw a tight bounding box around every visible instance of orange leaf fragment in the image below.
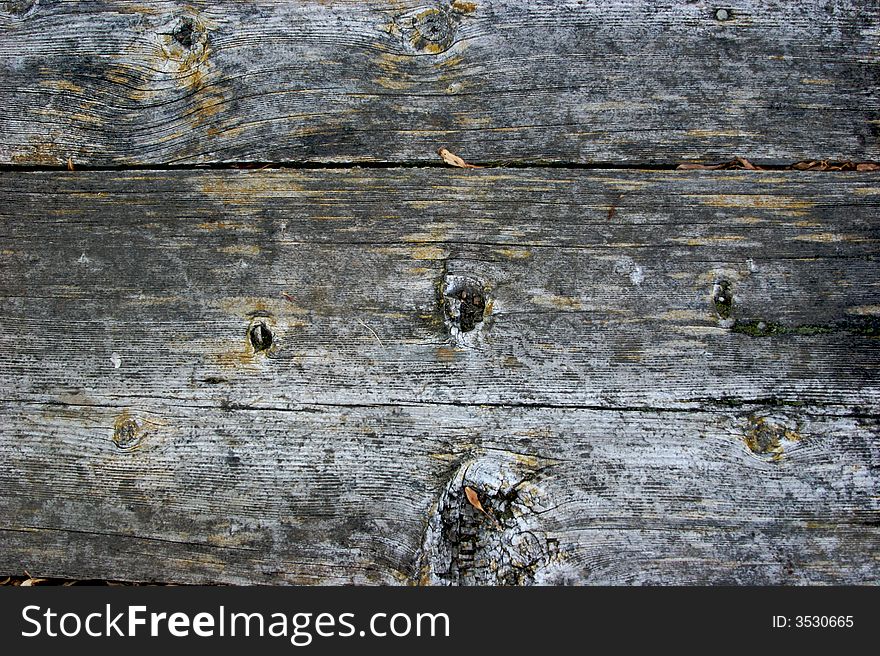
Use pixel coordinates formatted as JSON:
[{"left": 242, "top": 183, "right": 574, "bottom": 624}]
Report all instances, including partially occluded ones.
[{"left": 464, "top": 485, "right": 485, "bottom": 512}]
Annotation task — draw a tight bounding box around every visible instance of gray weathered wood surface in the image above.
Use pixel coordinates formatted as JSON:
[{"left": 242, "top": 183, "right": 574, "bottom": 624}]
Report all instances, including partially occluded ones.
[
  {"left": 1, "top": 0, "right": 878, "bottom": 166},
  {"left": 1, "top": 169, "right": 878, "bottom": 584}
]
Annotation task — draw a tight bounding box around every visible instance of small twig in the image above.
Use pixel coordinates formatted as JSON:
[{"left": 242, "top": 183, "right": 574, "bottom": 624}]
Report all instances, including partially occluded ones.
[{"left": 357, "top": 318, "right": 384, "bottom": 347}]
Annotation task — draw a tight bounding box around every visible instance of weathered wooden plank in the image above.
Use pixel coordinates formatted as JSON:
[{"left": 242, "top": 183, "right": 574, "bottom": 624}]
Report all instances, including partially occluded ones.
[
  {"left": 0, "top": 0, "right": 877, "bottom": 166},
  {"left": 0, "top": 168, "right": 878, "bottom": 583},
  {"left": 0, "top": 401, "right": 877, "bottom": 584},
  {"left": 1, "top": 169, "right": 878, "bottom": 411}
]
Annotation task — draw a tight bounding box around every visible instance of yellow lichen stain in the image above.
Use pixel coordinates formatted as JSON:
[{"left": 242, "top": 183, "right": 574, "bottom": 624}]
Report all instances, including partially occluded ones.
[
  {"left": 792, "top": 233, "right": 871, "bottom": 243},
  {"left": 676, "top": 325, "right": 729, "bottom": 337},
  {"left": 115, "top": 4, "right": 161, "bottom": 15},
  {"left": 411, "top": 245, "right": 448, "bottom": 260},
  {"left": 531, "top": 294, "right": 583, "bottom": 310},
  {"left": 429, "top": 452, "right": 460, "bottom": 463},
  {"left": 373, "top": 76, "right": 414, "bottom": 90},
  {"left": 793, "top": 220, "right": 821, "bottom": 228},
  {"left": 503, "top": 355, "right": 523, "bottom": 368},
  {"left": 686, "top": 129, "right": 757, "bottom": 138},
  {"left": 451, "top": 0, "right": 477, "bottom": 13},
  {"left": 103, "top": 66, "right": 149, "bottom": 102},
  {"left": 845, "top": 305, "right": 880, "bottom": 316},
  {"left": 206, "top": 124, "right": 246, "bottom": 139},
  {"left": 11, "top": 141, "right": 60, "bottom": 166},
  {"left": 201, "top": 174, "right": 301, "bottom": 201},
  {"left": 494, "top": 248, "right": 532, "bottom": 259},
  {"left": 435, "top": 346, "right": 458, "bottom": 362},
  {"left": 654, "top": 309, "right": 706, "bottom": 322},
  {"left": 39, "top": 79, "right": 83, "bottom": 94},
  {"left": 209, "top": 295, "right": 306, "bottom": 318},
  {"left": 196, "top": 221, "right": 256, "bottom": 232},
  {"left": 419, "top": 42, "right": 445, "bottom": 55},
  {"left": 437, "top": 53, "right": 465, "bottom": 70},
  {"left": 513, "top": 453, "right": 540, "bottom": 469},
  {"left": 689, "top": 194, "right": 815, "bottom": 212},
  {"left": 454, "top": 113, "right": 491, "bottom": 128},
  {"left": 801, "top": 78, "right": 833, "bottom": 85},
  {"left": 603, "top": 179, "right": 648, "bottom": 191},
  {"left": 213, "top": 344, "right": 266, "bottom": 370},
  {"left": 218, "top": 244, "right": 261, "bottom": 256},
  {"left": 69, "top": 112, "right": 102, "bottom": 125},
  {"left": 673, "top": 236, "right": 747, "bottom": 247},
  {"left": 71, "top": 192, "right": 109, "bottom": 200},
  {"left": 853, "top": 187, "right": 880, "bottom": 195}
]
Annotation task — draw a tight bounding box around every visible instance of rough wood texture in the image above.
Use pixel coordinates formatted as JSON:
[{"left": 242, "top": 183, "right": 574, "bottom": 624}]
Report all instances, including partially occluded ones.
[
  {"left": 1, "top": 0, "right": 878, "bottom": 167},
  {"left": 1, "top": 169, "right": 877, "bottom": 584}
]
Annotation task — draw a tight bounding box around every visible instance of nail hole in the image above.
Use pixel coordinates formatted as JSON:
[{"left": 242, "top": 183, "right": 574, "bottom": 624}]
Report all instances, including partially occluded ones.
[
  {"left": 713, "top": 279, "right": 732, "bottom": 319},
  {"left": 249, "top": 321, "right": 273, "bottom": 352},
  {"left": 445, "top": 279, "right": 486, "bottom": 333},
  {"left": 172, "top": 17, "right": 196, "bottom": 48}
]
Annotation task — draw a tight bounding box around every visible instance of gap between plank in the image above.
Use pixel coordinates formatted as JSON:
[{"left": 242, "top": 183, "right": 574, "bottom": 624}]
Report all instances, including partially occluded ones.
[{"left": 0, "top": 159, "right": 877, "bottom": 173}]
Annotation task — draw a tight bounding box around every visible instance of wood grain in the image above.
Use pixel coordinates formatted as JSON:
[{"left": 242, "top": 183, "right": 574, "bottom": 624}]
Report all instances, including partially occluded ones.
[
  {"left": 0, "top": 0, "right": 877, "bottom": 166},
  {"left": 0, "top": 168, "right": 877, "bottom": 583}
]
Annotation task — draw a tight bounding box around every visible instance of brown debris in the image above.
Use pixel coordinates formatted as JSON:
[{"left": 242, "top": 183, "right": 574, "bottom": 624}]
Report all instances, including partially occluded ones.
[
  {"left": 677, "top": 156, "right": 763, "bottom": 171},
  {"left": 789, "top": 160, "right": 869, "bottom": 171},
  {"left": 437, "top": 147, "right": 482, "bottom": 169},
  {"left": 678, "top": 158, "right": 880, "bottom": 172}
]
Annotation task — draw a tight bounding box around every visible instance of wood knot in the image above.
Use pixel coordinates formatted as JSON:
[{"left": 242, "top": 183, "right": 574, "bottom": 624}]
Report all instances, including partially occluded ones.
[
  {"left": 442, "top": 275, "right": 489, "bottom": 342},
  {"left": 418, "top": 455, "right": 560, "bottom": 585},
  {"left": 1, "top": 0, "right": 36, "bottom": 16},
  {"left": 403, "top": 7, "right": 458, "bottom": 54},
  {"left": 744, "top": 415, "right": 802, "bottom": 461},
  {"left": 714, "top": 8, "right": 730, "bottom": 21},
  {"left": 112, "top": 414, "right": 147, "bottom": 451}
]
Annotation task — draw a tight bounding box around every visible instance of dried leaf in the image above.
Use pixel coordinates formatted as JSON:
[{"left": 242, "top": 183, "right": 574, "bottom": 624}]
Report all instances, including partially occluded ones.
[
  {"left": 735, "top": 156, "right": 760, "bottom": 170},
  {"left": 857, "top": 163, "right": 880, "bottom": 172},
  {"left": 66, "top": 157, "right": 74, "bottom": 171},
  {"left": 679, "top": 157, "right": 764, "bottom": 171},
  {"left": 464, "top": 485, "right": 485, "bottom": 513},
  {"left": 20, "top": 578, "right": 47, "bottom": 587},
  {"left": 437, "top": 147, "right": 481, "bottom": 169}
]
